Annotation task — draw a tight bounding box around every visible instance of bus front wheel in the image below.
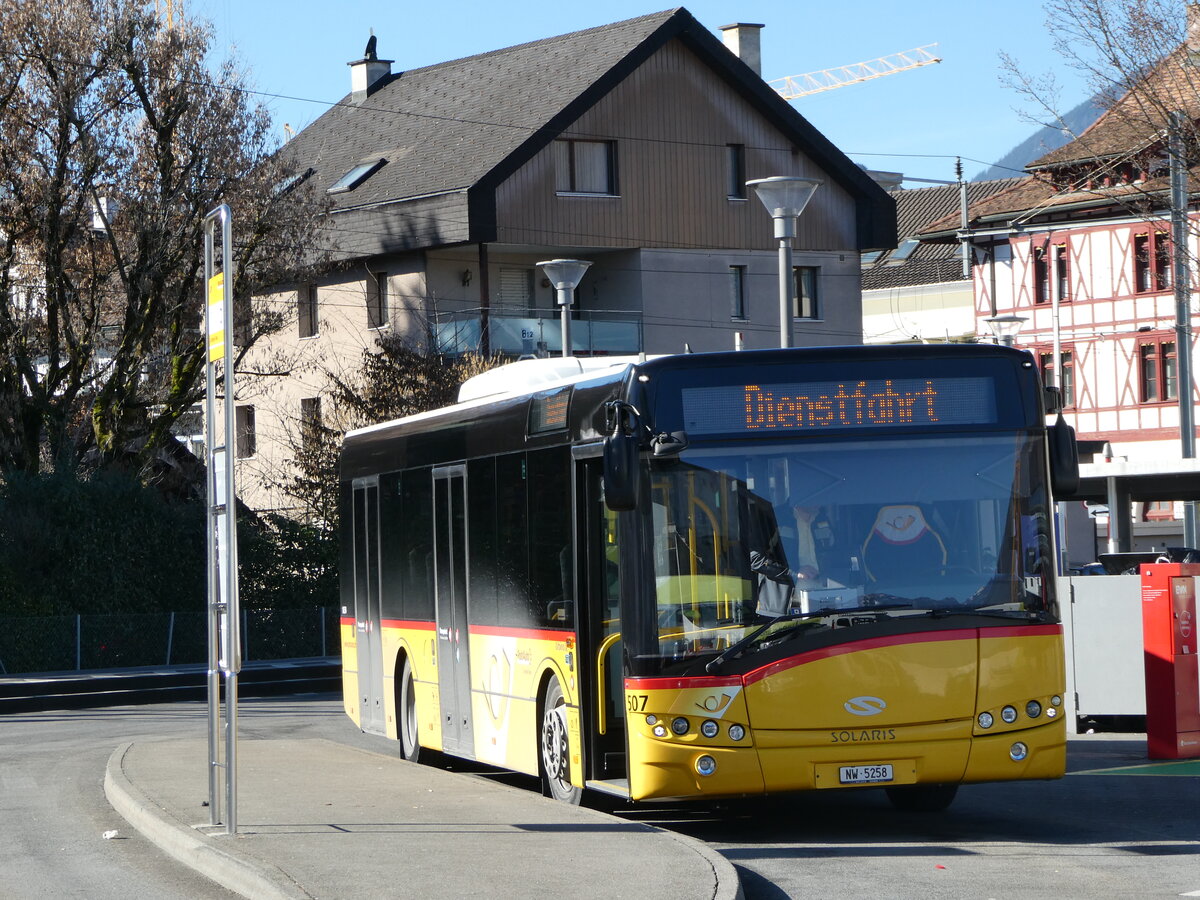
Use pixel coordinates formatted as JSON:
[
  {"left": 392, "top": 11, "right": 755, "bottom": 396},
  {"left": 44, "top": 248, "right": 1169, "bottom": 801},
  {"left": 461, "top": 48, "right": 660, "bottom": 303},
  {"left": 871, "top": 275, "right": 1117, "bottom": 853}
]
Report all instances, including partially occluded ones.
[
  {"left": 885, "top": 783, "right": 958, "bottom": 812},
  {"left": 540, "top": 676, "right": 581, "bottom": 804},
  {"left": 399, "top": 656, "right": 421, "bottom": 763}
]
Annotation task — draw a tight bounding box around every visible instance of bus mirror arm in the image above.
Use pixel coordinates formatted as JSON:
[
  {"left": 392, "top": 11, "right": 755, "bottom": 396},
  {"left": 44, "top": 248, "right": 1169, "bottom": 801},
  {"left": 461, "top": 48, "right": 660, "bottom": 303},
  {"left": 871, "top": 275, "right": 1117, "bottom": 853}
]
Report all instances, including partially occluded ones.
[
  {"left": 603, "top": 400, "right": 642, "bottom": 511},
  {"left": 1049, "top": 414, "right": 1079, "bottom": 497},
  {"left": 651, "top": 431, "right": 689, "bottom": 457}
]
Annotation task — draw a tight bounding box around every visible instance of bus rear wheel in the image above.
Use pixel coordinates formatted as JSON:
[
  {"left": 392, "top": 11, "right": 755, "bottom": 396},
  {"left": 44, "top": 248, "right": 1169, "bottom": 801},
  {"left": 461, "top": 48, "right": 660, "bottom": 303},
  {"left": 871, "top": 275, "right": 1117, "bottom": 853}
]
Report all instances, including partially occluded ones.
[
  {"left": 885, "top": 783, "right": 958, "bottom": 812},
  {"left": 398, "top": 656, "right": 421, "bottom": 763},
  {"left": 540, "top": 676, "right": 581, "bottom": 804}
]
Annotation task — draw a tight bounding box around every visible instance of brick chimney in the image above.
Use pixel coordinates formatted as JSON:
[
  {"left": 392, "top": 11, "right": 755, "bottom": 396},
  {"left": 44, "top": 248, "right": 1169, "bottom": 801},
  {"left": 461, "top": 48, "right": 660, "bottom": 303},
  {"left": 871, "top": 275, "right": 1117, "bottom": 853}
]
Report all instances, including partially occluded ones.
[
  {"left": 348, "top": 32, "right": 392, "bottom": 103},
  {"left": 719, "top": 23, "right": 764, "bottom": 77}
]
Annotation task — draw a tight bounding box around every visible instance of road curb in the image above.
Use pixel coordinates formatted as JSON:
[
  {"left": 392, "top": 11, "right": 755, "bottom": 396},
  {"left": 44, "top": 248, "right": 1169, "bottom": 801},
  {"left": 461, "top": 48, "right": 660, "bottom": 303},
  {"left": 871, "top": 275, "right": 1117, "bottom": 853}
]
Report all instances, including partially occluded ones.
[{"left": 103, "top": 742, "right": 311, "bottom": 900}]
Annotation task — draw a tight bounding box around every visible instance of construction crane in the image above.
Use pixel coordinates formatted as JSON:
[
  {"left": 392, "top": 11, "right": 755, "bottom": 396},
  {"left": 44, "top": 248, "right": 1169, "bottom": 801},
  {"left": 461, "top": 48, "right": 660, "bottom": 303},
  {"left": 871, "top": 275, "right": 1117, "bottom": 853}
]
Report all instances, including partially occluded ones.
[{"left": 769, "top": 44, "right": 941, "bottom": 100}]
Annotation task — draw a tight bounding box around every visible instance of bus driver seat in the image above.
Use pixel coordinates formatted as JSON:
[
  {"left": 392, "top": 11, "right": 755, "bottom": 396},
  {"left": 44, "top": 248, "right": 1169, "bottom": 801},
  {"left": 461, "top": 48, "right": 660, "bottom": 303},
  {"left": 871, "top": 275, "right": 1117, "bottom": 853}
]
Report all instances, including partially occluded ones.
[{"left": 861, "top": 504, "right": 947, "bottom": 583}]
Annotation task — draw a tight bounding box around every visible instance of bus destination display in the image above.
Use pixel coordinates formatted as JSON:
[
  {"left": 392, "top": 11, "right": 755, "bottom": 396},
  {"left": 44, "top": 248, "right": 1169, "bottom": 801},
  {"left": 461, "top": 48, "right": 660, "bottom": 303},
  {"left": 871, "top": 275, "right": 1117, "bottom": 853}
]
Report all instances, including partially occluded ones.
[{"left": 681, "top": 377, "right": 997, "bottom": 435}]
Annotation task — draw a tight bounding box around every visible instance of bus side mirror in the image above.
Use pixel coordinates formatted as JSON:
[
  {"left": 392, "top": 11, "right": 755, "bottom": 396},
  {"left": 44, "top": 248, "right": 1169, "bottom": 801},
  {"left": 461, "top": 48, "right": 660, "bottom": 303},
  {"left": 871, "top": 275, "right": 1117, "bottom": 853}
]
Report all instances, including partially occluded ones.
[
  {"left": 1049, "top": 414, "right": 1079, "bottom": 497},
  {"left": 603, "top": 401, "right": 641, "bottom": 511},
  {"left": 603, "top": 430, "right": 640, "bottom": 510}
]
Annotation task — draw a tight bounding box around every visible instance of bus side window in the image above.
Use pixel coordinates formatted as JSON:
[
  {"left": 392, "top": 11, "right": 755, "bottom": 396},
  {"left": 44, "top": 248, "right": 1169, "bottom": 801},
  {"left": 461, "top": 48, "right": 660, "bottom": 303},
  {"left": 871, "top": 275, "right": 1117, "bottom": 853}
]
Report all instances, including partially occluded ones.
[
  {"left": 529, "top": 447, "right": 573, "bottom": 627},
  {"left": 468, "top": 457, "right": 499, "bottom": 626},
  {"left": 495, "top": 453, "right": 530, "bottom": 627},
  {"left": 398, "top": 468, "right": 434, "bottom": 622}
]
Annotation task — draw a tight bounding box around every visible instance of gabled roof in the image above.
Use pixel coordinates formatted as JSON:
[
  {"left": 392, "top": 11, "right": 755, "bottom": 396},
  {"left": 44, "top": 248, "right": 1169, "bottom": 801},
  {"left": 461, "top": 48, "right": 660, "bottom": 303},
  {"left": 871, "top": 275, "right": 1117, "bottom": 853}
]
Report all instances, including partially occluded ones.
[
  {"left": 1028, "top": 47, "right": 1199, "bottom": 170},
  {"left": 864, "top": 178, "right": 1023, "bottom": 289},
  {"left": 284, "top": 7, "right": 894, "bottom": 254}
]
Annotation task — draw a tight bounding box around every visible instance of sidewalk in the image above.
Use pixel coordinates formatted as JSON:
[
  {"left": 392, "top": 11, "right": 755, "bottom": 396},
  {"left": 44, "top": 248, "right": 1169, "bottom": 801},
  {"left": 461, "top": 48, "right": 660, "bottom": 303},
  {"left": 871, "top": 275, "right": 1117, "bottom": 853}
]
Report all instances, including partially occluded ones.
[{"left": 104, "top": 738, "right": 742, "bottom": 900}]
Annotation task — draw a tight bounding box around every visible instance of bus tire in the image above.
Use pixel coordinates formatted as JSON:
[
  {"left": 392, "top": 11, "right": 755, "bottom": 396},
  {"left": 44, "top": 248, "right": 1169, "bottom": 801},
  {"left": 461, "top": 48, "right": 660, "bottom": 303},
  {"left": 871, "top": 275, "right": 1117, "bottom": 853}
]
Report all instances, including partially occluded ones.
[
  {"left": 398, "top": 656, "right": 422, "bottom": 763},
  {"left": 885, "top": 783, "right": 958, "bottom": 812},
  {"left": 540, "top": 675, "right": 581, "bottom": 805}
]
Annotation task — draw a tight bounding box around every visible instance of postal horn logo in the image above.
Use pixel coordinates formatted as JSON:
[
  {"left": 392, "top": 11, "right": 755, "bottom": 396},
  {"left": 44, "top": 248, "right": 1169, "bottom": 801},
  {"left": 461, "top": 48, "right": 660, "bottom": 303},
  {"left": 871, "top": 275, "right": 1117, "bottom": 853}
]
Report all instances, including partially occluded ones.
[{"left": 844, "top": 696, "right": 887, "bottom": 716}]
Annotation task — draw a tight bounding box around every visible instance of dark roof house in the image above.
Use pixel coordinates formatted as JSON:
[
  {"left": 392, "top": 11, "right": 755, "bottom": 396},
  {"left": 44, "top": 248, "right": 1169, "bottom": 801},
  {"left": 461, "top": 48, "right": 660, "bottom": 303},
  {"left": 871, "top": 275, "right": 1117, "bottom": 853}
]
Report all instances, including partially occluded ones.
[{"left": 285, "top": 8, "right": 895, "bottom": 265}]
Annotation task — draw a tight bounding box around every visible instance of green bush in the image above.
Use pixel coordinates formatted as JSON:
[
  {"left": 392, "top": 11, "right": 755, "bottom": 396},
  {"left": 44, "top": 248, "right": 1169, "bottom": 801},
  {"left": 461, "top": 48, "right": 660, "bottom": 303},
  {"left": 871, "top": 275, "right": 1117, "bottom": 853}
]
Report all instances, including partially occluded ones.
[{"left": 0, "top": 472, "right": 338, "bottom": 617}]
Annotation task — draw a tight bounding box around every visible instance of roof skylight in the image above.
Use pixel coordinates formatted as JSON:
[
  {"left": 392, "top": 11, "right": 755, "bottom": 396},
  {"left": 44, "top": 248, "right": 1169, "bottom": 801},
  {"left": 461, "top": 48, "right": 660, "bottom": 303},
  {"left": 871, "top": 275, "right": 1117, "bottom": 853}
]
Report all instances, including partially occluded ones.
[
  {"left": 327, "top": 158, "right": 385, "bottom": 194},
  {"left": 885, "top": 238, "right": 920, "bottom": 265}
]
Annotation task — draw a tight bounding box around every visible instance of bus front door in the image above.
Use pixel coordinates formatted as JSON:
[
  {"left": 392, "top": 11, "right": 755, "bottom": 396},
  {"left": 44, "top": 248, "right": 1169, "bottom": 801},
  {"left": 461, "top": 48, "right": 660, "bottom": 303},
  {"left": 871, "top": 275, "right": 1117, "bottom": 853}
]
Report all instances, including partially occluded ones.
[
  {"left": 352, "top": 477, "right": 385, "bottom": 735},
  {"left": 582, "top": 465, "right": 627, "bottom": 785},
  {"left": 433, "top": 465, "right": 474, "bottom": 757}
]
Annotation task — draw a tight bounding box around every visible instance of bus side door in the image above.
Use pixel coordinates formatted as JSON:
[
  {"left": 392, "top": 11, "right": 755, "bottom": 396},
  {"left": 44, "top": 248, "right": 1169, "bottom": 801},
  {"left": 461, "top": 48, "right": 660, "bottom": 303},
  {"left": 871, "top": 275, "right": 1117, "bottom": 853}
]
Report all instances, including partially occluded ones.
[
  {"left": 581, "top": 462, "right": 627, "bottom": 782},
  {"left": 352, "top": 477, "right": 385, "bottom": 735},
  {"left": 433, "top": 465, "right": 474, "bottom": 757}
]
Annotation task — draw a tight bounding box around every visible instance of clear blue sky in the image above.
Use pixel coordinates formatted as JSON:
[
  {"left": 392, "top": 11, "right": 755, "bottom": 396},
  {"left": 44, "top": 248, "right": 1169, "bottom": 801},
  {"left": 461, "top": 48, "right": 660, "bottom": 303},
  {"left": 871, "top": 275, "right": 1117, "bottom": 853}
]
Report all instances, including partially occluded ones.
[{"left": 189, "top": 0, "right": 1087, "bottom": 184}]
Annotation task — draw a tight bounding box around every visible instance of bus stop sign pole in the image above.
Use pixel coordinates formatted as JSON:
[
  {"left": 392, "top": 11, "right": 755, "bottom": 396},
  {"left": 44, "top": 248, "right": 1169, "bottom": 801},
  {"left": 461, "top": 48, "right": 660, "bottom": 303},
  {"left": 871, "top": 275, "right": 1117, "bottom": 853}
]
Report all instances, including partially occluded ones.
[{"left": 203, "top": 204, "right": 241, "bottom": 835}]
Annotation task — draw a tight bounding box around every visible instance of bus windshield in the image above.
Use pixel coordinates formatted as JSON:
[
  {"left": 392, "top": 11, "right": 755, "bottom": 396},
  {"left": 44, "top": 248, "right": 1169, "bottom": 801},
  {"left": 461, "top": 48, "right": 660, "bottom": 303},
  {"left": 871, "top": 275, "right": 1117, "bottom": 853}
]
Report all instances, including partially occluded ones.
[{"left": 643, "top": 433, "right": 1054, "bottom": 664}]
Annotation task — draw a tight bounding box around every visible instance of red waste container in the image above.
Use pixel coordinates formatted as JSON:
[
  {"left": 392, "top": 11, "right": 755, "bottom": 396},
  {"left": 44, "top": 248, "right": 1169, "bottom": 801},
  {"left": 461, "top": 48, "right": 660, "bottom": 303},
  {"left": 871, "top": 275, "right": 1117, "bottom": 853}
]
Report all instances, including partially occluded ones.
[{"left": 1140, "top": 563, "right": 1200, "bottom": 759}]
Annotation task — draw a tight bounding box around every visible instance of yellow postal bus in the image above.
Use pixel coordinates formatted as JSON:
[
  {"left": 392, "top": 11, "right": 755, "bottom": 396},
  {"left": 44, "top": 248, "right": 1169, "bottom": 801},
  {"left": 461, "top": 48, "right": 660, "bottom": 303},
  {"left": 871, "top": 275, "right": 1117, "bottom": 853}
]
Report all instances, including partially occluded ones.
[{"left": 339, "top": 345, "right": 1078, "bottom": 809}]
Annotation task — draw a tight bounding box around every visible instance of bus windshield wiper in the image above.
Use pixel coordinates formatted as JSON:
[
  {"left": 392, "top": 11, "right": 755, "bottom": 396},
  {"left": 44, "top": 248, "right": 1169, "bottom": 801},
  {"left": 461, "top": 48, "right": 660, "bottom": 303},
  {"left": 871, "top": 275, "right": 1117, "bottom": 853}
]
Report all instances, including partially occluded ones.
[
  {"left": 705, "top": 613, "right": 805, "bottom": 674},
  {"left": 807, "top": 602, "right": 912, "bottom": 617},
  {"left": 705, "top": 603, "right": 912, "bottom": 674}
]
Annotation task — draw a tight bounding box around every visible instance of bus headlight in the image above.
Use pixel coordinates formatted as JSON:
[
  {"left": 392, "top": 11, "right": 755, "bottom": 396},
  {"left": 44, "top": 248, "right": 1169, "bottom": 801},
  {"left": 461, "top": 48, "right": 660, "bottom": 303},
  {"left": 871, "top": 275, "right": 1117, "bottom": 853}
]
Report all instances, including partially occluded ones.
[
  {"left": 645, "top": 715, "right": 657, "bottom": 726},
  {"left": 1051, "top": 694, "right": 1062, "bottom": 707},
  {"left": 1001, "top": 705, "right": 1018, "bottom": 724},
  {"left": 653, "top": 724, "right": 667, "bottom": 738},
  {"left": 671, "top": 717, "right": 690, "bottom": 736},
  {"left": 1010, "top": 742, "right": 1029, "bottom": 761},
  {"left": 700, "top": 720, "right": 720, "bottom": 738},
  {"left": 695, "top": 755, "right": 717, "bottom": 776},
  {"left": 728, "top": 724, "right": 746, "bottom": 741},
  {"left": 1025, "top": 700, "right": 1042, "bottom": 719},
  {"left": 978, "top": 712, "right": 994, "bottom": 729}
]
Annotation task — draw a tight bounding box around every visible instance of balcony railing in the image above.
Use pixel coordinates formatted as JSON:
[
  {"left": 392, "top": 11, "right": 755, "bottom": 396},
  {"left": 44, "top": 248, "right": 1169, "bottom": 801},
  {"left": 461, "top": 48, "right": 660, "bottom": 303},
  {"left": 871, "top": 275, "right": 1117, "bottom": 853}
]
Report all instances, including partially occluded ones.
[{"left": 434, "top": 308, "right": 642, "bottom": 357}]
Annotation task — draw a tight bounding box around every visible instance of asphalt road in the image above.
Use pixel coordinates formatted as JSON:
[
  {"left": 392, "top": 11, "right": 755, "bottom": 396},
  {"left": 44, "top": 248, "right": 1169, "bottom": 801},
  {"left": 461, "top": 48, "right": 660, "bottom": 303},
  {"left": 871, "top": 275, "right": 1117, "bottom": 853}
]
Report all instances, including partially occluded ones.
[
  {"left": 606, "top": 736, "right": 1200, "bottom": 899},
  {"left": 3, "top": 696, "right": 1198, "bottom": 899}
]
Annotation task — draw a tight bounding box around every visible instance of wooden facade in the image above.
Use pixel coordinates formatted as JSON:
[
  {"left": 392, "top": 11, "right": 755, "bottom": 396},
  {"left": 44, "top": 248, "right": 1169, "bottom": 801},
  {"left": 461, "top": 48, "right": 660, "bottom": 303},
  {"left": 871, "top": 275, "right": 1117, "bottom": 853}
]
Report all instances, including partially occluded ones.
[{"left": 494, "top": 39, "right": 857, "bottom": 252}]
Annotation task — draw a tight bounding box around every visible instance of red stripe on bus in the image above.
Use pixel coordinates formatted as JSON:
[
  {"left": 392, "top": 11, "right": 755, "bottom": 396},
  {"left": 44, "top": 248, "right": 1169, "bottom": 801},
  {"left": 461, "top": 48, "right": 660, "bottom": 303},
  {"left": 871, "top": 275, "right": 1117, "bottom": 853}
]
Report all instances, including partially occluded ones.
[
  {"left": 743, "top": 629, "right": 979, "bottom": 685},
  {"left": 468, "top": 624, "right": 575, "bottom": 642},
  {"left": 624, "top": 675, "right": 743, "bottom": 690},
  {"left": 978, "top": 623, "right": 1062, "bottom": 639},
  {"left": 380, "top": 619, "right": 437, "bottom": 631}
]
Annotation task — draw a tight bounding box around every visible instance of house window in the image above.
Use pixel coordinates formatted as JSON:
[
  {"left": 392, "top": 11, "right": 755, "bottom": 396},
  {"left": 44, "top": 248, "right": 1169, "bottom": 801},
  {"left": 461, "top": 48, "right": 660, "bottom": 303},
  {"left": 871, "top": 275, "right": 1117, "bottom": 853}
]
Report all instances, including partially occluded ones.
[
  {"left": 298, "top": 284, "right": 318, "bottom": 338},
  {"left": 1134, "top": 231, "right": 1172, "bottom": 292},
  {"left": 554, "top": 139, "right": 617, "bottom": 195},
  {"left": 729, "top": 265, "right": 747, "bottom": 319},
  {"left": 300, "top": 396, "right": 322, "bottom": 451},
  {"left": 1034, "top": 243, "right": 1068, "bottom": 304},
  {"left": 233, "top": 295, "right": 252, "bottom": 346},
  {"left": 367, "top": 271, "right": 388, "bottom": 329},
  {"left": 497, "top": 267, "right": 534, "bottom": 312},
  {"left": 1054, "top": 244, "right": 1069, "bottom": 302},
  {"left": 1140, "top": 339, "right": 1177, "bottom": 402},
  {"left": 793, "top": 266, "right": 819, "bottom": 319},
  {"left": 1034, "top": 246, "right": 1048, "bottom": 304},
  {"left": 235, "top": 405, "right": 256, "bottom": 458},
  {"left": 726, "top": 144, "right": 746, "bottom": 199},
  {"left": 1039, "top": 349, "right": 1075, "bottom": 408}
]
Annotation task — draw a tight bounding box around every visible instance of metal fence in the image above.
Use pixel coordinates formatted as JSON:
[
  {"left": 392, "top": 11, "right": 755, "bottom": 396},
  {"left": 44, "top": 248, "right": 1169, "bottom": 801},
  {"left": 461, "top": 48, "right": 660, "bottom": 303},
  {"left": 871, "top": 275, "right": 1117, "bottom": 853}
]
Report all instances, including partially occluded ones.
[{"left": 0, "top": 607, "right": 340, "bottom": 675}]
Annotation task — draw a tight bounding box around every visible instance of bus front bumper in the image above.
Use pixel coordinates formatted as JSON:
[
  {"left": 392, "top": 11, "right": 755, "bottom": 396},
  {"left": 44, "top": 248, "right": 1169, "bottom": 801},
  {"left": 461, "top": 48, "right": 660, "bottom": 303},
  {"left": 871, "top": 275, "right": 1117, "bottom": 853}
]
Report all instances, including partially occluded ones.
[{"left": 626, "top": 716, "right": 1065, "bottom": 801}]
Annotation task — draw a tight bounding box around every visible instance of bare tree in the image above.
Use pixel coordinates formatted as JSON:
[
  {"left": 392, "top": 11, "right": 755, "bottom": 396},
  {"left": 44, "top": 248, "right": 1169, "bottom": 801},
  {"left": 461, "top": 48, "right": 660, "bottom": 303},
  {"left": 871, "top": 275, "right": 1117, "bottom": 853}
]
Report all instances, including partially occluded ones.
[
  {"left": 271, "top": 334, "right": 499, "bottom": 532},
  {"left": 999, "top": 0, "right": 1200, "bottom": 226},
  {"left": 0, "top": 0, "right": 327, "bottom": 479}
]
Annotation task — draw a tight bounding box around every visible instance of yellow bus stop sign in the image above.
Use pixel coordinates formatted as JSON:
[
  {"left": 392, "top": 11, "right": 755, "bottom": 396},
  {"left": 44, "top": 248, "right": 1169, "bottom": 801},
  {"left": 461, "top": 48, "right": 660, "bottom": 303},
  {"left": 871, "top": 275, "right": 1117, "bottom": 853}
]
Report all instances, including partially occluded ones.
[{"left": 207, "top": 272, "right": 225, "bottom": 362}]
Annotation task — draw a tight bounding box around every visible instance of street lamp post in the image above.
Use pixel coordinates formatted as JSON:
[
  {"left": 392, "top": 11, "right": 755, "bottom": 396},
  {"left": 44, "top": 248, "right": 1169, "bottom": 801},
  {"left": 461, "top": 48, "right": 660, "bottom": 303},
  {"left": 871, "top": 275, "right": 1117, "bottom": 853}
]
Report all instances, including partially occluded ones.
[
  {"left": 985, "top": 314, "right": 1028, "bottom": 347},
  {"left": 537, "top": 259, "right": 592, "bottom": 358},
  {"left": 748, "top": 176, "right": 822, "bottom": 348}
]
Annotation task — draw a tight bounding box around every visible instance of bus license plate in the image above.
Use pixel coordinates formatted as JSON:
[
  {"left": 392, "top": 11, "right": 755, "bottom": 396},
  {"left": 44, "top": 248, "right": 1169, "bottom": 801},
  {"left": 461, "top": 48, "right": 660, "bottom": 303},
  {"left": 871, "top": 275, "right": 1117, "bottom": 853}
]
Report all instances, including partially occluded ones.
[{"left": 839, "top": 764, "right": 893, "bottom": 784}]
